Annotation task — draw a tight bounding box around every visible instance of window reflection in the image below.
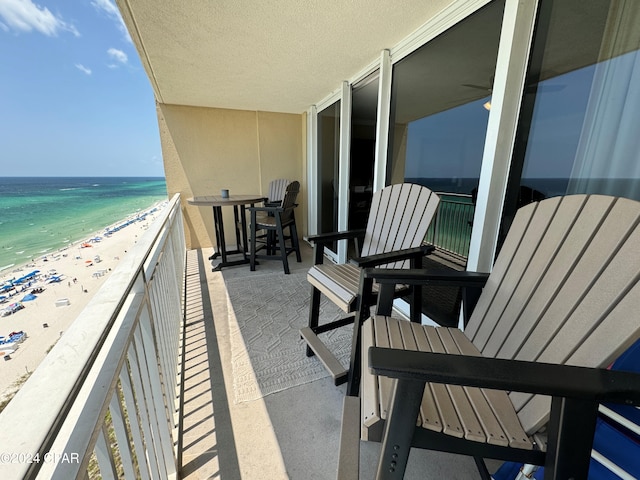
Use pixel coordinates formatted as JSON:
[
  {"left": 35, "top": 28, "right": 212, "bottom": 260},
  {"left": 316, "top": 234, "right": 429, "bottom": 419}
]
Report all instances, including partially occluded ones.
[
  {"left": 387, "top": 0, "right": 505, "bottom": 261},
  {"left": 317, "top": 100, "right": 340, "bottom": 252},
  {"left": 349, "top": 73, "right": 378, "bottom": 230},
  {"left": 505, "top": 0, "right": 640, "bottom": 234}
]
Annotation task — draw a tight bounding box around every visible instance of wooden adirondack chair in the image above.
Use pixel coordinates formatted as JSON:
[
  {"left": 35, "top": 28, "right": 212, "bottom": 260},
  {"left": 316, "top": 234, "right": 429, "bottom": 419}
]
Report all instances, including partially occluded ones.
[
  {"left": 300, "top": 183, "right": 440, "bottom": 388},
  {"left": 338, "top": 194, "right": 640, "bottom": 480},
  {"left": 248, "top": 180, "right": 301, "bottom": 274}
]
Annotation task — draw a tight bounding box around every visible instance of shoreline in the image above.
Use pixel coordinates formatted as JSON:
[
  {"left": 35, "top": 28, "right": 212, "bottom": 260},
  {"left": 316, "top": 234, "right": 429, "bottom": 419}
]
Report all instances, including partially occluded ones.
[{"left": 0, "top": 200, "right": 169, "bottom": 401}]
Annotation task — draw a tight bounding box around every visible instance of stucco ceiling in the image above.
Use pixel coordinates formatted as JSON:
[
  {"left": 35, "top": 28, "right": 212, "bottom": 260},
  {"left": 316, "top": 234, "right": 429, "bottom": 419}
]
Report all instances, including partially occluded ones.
[{"left": 117, "top": 0, "right": 452, "bottom": 113}]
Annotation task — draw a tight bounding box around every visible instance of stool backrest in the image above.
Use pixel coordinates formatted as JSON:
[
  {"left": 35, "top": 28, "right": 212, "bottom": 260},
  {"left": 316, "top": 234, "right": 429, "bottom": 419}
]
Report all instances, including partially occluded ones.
[
  {"left": 463, "top": 195, "right": 640, "bottom": 434},
  {"left": 267, "top": 179, "right": 291, "bottom": 205},
  {"left": 280, "top": 181, "right": 300, "bottom": 221},
  {"left": 360, "top": 183, "right": 440, "bottom": 269}
]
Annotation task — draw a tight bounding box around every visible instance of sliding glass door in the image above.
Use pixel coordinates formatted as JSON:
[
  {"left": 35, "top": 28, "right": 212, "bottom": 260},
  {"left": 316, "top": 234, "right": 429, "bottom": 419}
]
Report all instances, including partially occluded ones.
[
  {"left": 502, "top": 0, "right": 640, "bottom": 244},
  {"left": 317, "top": 100, "right": 341, "bottom": 254},
  {"left": 387, "top": 0, "right": 505, "bottom": 262},
  {"left": 349, "top": 72, "right": 379, "bottom": 230}
]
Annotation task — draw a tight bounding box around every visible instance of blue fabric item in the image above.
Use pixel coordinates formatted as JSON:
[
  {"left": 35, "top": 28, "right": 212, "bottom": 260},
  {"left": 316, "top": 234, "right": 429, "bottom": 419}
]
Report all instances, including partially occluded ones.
[
  {"left": 492, "top": 462, "right": 522, "bottom": 480},
  {"left": 591, "top": 417, "right": 640, "bottom": 478},
  {"left": 610, "top": 338, "right": 640, "bottom": 372},
  {"left": 606, "top": 338, "right": 640, "bottom": 427}
]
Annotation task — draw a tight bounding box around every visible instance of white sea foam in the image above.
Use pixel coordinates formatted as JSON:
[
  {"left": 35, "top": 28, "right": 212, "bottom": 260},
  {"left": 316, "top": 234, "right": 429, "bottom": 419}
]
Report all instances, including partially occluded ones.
[{"left": 0, "top": 264, "right": 15, "bottom": 273}]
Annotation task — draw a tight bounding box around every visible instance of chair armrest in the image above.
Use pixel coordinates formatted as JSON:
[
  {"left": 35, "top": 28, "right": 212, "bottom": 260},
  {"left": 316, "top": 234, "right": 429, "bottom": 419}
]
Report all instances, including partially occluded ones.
[
  {"left": 351, "top": 245, "right": 435, "bottom": 268},
  {"left": 364, "top": 268, "right": 490, "bottom": 288},
  {"left": 247, "top": 205, "right": 281, "bottom": 213},
  {"left": 307, "top": 229, "right": 366, "bottom": 245},
  {"left": 368, "top": 347, "right": 640, "bottom": 405}
]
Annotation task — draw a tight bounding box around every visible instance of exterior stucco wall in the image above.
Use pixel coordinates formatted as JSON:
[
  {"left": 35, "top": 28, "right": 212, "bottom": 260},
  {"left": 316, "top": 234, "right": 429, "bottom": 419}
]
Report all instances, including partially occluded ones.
[{"left": 157, "top": 103, "right": 305, "bottom": 250}]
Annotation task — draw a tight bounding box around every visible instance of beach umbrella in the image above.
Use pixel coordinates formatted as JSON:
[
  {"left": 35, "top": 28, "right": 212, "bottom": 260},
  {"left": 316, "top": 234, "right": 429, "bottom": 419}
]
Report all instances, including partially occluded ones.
[{"left": 21, "top": 293, "right": 37, "bottom": 302}]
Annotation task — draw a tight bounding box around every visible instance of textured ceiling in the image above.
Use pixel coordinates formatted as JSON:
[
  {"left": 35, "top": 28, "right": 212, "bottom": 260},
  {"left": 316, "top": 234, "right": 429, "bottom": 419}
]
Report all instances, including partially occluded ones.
[{"left": 117, "top": 0, "right": 452, "bottom": 113}]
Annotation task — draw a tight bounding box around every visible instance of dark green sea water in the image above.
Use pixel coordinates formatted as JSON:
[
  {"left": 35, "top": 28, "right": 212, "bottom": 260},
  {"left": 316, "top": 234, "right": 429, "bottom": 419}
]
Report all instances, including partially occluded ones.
[{"left": 0, "top": 177, "right": 167, "bottom": 272}]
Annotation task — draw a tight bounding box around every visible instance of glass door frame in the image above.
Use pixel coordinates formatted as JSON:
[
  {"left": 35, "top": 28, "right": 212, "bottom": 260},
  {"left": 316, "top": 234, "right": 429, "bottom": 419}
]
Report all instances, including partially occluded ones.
[{"left": 309, "top": 89, "right": 346, "bottom": 263}]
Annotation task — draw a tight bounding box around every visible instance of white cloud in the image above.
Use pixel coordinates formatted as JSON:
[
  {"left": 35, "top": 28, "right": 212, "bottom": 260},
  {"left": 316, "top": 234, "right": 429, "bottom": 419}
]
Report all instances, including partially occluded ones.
[
  {"left": 107, "top": 47, "right": 128, "bottom": 64},
  {"left": 91, "top": 0, "right": 130, "bottom": 42},
  {"left": 0, "top": 0, "right": 79, "bottom": 37},
  {"left": 75, "top": 64, "right": 92, "bottom": 75}
]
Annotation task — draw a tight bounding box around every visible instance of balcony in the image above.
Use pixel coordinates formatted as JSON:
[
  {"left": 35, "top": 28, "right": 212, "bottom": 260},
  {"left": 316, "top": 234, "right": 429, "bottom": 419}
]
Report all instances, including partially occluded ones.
[{"left": 0, "top": 193, "right": 491, "bottom": 479}]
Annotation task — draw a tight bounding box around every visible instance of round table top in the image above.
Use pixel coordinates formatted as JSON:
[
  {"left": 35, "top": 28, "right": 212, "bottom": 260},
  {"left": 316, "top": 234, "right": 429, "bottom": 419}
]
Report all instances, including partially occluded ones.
[{"left": 187, "top": 194, "right": 266, "bottom": 207}]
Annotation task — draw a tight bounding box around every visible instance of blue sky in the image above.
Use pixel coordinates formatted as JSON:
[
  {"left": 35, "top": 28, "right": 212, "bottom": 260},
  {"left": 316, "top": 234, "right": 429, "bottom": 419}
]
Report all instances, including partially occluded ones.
[{"left": 0, "top": 0, "right": 164, "bottom": 177}]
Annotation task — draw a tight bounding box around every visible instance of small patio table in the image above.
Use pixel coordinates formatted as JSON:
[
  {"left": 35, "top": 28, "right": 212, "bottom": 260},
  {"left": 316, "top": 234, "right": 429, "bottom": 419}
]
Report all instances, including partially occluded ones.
[{"left": 188, "top": 194, "right": 266, "bottom": 271}]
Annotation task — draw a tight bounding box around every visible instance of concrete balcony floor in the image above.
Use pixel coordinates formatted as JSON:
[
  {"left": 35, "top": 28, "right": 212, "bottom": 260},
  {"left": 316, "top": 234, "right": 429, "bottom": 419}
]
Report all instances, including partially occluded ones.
[{"left": 178, "top": 243, "right": 495, "bottom": 479}]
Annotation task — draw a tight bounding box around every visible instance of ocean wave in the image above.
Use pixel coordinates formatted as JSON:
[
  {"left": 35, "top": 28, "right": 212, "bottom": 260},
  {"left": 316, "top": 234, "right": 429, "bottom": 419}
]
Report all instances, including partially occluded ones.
[
  {"left": 0, "top": 264, "right": 15, "bottom": 273},
  {"left": 39, "top": 248, "right": 51, "bottom": 253},
  {"left": 59, "top": 187, "right": 79, "bottom": 191},
  {"left": 16, "top": 251, "right": 24, "bottom": 255}
]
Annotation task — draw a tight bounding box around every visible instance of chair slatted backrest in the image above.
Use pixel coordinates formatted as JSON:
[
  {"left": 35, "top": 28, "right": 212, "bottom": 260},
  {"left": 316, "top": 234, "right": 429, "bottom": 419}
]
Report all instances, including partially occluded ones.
[
  {"left": 360, "top": 183, "right": 440, "bottom": 269},
  {"left": 463, "top": 195, "right": 640, "bottom": 435},
  {"left": 268, "top": 179, "right": 290, "bottom": 204},
  {"left": 280, "top": 181, "right": 300, "bottom": 221}
]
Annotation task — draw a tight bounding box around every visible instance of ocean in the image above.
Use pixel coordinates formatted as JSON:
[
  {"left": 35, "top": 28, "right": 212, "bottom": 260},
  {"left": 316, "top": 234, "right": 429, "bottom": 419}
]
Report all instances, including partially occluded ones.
[{"left": 0, "top": 177, "right": 168, "bottom": 273}]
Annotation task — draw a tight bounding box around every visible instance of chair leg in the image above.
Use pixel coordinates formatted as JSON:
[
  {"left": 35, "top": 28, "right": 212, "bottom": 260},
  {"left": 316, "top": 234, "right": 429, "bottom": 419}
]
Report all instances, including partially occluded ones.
[
  {"left": 346, "top": 317, "right": 363, "bottom": 398},
  {"left": 346, "top": 275, "right": 374, "bottom": 397},
  {"left": 307, "top": 286, "right": 321, "bottom": 357},
  {"left": 276, "top": 216, "right": 290, "bottom": 274},
  {"left": 376, "top": 378, "right": 425, "bottom": 480},
  {"left": 267, "top": 230, "right": 275, "bottom": 255},
  {"left": 290, "top": 219, "right": 301, "bottom": 263},
  {"left": 545, "top": 397, "right": 598, "bottom": 479},
  {"left": 250, "top": 211, "right": 257, "bottom": 271},
  {"left": 473, "top": 457, "right": 492, "bottom": 480}
]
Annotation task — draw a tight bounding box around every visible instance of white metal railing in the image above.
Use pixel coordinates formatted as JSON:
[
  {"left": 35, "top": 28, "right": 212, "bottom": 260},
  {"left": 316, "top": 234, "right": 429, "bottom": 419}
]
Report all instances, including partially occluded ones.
[{"left": 0, "top": 194, "right": 186, "bottom": 479}]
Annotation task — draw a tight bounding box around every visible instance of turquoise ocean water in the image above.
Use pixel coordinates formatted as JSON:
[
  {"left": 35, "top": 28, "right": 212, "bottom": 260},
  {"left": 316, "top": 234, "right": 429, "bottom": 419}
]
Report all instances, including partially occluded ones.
[{"left": 0, "top": 177, "right": 168, "bottom": 272}]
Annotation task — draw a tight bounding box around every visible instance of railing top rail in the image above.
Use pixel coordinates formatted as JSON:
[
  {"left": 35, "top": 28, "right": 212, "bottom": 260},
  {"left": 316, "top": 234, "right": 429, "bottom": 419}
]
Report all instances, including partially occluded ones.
[
  {"left": 0, "top": 193, "right": 182, "bottom": 479},
  {"left": 434, "top": 191, "right": 473, "bottom": 199}
]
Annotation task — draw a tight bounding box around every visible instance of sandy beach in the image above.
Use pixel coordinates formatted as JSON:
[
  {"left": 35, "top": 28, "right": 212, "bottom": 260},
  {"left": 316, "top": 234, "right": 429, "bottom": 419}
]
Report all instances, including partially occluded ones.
[{"left": 0, "top": 202, "right": 168, "bottom": 401}]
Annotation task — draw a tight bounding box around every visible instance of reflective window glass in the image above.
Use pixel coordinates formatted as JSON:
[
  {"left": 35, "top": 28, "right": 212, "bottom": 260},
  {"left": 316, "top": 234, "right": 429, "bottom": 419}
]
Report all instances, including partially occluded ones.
[
  {"left": 317, "top": 100, "right": 340, "bottom": 252},
  {"left": 503, "top": 0, "right": 640, "bottom": 236},
  {"left": 387, "top": 0, "right": 505, "bottom": 261}
]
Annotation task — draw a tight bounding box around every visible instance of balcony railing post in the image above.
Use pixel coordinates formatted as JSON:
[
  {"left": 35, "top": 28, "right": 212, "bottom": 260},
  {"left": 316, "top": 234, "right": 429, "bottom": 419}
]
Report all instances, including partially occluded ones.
[
  {"left": 139, "top": 305, "right": 178, "bottom": 478},
  {"left": 95, "top": 423, "right": 118, "bottom": 480},
  {"left": 108, "top": 393, "right": 136, "bottom": 479},
  {"left": 125, "top": 343, "right": 161, "bottom": 479},
  {"left": 119, "top": 365, "right": 153, "bottom": 480}
]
